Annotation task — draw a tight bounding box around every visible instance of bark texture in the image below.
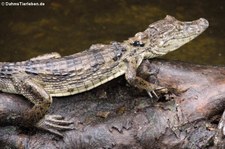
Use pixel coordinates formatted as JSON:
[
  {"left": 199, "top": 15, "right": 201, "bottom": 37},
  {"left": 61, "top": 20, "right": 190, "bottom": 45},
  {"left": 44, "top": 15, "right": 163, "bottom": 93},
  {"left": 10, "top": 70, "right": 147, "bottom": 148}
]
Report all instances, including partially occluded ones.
[{"left": 0, "top": 59, "right": 225, "bottom": 149}]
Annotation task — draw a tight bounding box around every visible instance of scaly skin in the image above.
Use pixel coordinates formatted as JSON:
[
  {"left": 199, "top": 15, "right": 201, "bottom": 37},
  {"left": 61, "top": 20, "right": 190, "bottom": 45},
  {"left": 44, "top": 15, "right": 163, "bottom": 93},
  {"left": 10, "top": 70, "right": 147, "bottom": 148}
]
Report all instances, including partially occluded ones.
[{"left": 0, "top": 15, "right": 209, "bottom": 135}]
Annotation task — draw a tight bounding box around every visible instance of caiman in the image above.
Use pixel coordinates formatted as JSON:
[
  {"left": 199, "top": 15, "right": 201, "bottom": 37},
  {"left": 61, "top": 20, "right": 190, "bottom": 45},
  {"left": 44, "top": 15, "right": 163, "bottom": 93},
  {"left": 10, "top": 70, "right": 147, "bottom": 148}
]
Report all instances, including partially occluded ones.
[{"left": 0, "top": 15, "right": 209, "bottom": 135}]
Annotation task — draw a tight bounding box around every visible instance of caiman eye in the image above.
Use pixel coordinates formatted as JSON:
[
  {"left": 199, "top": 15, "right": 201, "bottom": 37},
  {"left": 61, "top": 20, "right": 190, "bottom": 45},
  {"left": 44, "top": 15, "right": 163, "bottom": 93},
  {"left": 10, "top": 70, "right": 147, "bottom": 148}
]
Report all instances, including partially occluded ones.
[{"left": 130, "top": 41, "right": 145, "bottom": 47}]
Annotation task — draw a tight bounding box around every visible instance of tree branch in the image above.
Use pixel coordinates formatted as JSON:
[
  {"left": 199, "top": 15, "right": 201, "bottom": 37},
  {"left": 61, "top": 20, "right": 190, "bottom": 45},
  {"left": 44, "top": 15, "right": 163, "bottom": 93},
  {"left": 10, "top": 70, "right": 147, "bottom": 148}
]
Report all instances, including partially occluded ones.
[{"left": 0, "top": 59, "right": 225, "bottom": 148}]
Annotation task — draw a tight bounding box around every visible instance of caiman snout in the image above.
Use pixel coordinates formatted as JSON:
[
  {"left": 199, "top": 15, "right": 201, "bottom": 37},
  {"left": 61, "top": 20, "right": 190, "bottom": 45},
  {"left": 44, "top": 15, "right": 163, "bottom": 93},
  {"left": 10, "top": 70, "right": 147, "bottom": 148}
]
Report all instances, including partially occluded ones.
[{"left": 196, "top": 18, "right": 209, "bottom": 31}]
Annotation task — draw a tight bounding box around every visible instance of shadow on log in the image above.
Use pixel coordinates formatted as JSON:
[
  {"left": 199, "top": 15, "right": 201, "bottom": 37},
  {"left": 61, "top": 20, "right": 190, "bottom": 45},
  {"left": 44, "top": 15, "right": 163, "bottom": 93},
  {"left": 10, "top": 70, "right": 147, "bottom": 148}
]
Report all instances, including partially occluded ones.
[{"left": 0, "top": 59, "right": 225, "bottom": 148}]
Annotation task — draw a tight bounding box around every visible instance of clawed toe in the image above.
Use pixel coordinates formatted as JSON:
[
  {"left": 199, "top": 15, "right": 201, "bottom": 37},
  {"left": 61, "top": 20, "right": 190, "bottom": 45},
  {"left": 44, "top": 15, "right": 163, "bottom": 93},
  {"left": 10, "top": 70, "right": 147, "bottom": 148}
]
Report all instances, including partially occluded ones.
[
  {"left": 147, "top": 87, "right": 168, "bottom": 99},
  {"left": 45, "top": 115, "right": 74, "bottom": 125},
  {"left": 36, "top": 114, "right": 75, "bottom": 137},
  {"left": 156, "top": 86, "right": 168, "bottom": 93},
  {"left": 44, "top": 120, "right": 75, "bottom": 130},
  {"left": 147, "top": 90, "right": 159, "bottom": 99}
]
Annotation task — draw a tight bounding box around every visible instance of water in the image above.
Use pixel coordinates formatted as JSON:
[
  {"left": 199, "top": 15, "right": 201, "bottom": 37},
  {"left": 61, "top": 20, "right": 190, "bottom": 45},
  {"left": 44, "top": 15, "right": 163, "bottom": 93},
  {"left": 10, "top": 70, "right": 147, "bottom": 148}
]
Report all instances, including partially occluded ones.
[{"left": 0, "top": 0, "right": 224, "bottom": 65}]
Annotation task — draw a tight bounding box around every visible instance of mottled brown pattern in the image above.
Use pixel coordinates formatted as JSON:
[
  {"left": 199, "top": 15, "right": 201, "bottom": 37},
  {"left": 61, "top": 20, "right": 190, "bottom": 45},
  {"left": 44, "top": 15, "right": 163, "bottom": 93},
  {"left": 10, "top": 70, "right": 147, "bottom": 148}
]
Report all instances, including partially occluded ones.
[{"left": 0, "top": 16, "right": 209, "bottom": 129}]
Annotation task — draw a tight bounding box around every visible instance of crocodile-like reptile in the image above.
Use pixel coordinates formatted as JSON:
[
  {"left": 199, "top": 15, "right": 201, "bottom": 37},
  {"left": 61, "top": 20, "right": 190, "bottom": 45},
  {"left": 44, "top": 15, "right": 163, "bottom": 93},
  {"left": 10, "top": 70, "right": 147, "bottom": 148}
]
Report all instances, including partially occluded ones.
[{"left": 0, "top": 15, "right": 208, "bottom": 135}]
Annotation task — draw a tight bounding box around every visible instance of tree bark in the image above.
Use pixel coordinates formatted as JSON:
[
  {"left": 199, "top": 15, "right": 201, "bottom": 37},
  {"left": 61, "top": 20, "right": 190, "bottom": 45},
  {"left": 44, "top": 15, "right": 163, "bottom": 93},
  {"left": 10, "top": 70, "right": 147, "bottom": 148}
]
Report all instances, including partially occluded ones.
[{"left": 0, "top": 59, "right": 225, "bottom": 149}]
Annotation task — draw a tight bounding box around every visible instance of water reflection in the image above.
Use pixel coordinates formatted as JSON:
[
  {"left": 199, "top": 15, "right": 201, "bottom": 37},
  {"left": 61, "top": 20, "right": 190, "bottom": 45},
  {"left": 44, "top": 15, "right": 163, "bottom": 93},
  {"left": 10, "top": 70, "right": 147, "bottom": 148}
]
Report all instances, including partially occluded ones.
[{"left": 0, "top": 0, "right": 224, "bottom": 65}]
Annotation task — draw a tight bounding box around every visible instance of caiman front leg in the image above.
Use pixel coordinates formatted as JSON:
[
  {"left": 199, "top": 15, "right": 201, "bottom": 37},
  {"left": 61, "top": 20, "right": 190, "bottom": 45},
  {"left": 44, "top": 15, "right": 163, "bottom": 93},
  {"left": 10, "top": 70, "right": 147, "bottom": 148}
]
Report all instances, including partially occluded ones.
[
  {"left": 125, "top": 57, "right": 166, "bottom": 98},
  {"left": 11, "top": 74, "right": 74, "bottom": 136}
]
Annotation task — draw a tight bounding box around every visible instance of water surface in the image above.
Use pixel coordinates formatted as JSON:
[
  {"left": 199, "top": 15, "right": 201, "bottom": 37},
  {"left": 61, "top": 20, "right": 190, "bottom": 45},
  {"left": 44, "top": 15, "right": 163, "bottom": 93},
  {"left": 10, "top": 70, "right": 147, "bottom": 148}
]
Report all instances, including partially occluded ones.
[{"left": 0, "top": 0, "right": 224, "bottom": 65}]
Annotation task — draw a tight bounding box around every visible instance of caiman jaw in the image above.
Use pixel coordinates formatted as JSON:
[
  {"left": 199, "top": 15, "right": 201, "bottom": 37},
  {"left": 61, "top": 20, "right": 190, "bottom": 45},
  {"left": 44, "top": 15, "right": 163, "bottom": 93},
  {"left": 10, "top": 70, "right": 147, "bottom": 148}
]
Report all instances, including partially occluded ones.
[
  {"left": 162, "top": 16, "right": 209, "bottom": 53},
  {"left": 125, "top": 15, "right": 209, "bottom": 57},
  {"left": 195, "top": 18, "right": 209, "bottom": 32}
]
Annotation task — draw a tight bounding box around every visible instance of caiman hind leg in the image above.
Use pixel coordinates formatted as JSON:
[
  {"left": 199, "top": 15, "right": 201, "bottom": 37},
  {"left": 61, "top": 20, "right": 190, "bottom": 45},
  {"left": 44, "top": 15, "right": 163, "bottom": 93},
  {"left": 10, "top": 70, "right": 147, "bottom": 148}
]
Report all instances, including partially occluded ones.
[
  {"left": 125, "top": 57, "right": 167, "bottom": 98},
  {"left": 11, "top": 74, "right": 74, "bottom": 136}
]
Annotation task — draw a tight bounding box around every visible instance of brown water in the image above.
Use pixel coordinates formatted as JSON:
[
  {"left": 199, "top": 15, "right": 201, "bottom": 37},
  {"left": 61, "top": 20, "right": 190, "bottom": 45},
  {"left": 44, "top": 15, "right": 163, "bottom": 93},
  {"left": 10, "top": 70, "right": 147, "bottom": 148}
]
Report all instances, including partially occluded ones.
[{"left": 0, "top": 0, "right": 224, "bottom": 65}]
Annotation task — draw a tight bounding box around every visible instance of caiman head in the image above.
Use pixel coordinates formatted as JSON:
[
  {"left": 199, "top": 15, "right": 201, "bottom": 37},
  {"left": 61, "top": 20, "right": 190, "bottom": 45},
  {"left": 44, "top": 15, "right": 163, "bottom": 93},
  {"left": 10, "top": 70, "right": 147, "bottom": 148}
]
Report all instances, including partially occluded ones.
[{"left": 127, "top": 15, "right": 209, "bottom": 58}]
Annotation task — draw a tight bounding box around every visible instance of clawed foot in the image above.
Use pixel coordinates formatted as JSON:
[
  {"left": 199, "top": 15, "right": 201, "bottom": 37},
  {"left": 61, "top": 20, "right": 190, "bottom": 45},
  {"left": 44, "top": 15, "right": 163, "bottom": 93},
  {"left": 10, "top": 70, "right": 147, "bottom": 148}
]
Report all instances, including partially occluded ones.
[
  {"left": 147, "top": 90, "right": 159, "bottom": 99},
  {"left": 147, "top": 87, "right": 168, "bottom": 99},
  {"left": 36, "top": 114, "right": 75, "bottom": 137}
]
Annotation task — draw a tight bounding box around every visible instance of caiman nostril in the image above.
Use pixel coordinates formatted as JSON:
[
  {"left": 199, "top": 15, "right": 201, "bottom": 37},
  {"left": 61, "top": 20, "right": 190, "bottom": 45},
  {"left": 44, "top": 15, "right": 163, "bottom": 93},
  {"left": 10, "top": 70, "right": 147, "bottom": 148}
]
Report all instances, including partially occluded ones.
[{"left": 198, "top": 18, "right": 209, "bottom": 29}]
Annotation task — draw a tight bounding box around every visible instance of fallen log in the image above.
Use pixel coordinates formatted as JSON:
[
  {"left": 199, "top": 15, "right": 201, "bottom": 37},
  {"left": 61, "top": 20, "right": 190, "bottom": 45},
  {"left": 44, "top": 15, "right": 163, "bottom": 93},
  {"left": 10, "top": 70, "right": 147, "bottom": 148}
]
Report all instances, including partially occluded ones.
[{"left": 0, "top": 59, "right": 225, "bottom": 148}]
